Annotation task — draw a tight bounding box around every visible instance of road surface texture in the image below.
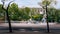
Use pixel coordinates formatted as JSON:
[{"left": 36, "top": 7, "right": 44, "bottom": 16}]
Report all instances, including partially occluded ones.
[{"left": 0, "top": 23, "right": 60, "bottom": 34}]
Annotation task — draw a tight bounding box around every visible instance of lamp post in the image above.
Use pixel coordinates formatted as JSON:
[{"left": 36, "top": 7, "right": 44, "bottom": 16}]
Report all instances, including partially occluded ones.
[{"left": 1, "top": 0, "right": 14, "bottom": 32}]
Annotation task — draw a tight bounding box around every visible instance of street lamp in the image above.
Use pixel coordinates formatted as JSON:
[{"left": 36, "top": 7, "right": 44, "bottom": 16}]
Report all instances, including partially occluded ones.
[{"left": 1, "top": 0, "right": 14, "bottom": 33}]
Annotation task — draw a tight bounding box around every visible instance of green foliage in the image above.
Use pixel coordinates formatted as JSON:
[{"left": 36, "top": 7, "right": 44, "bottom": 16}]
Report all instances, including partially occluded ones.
[
  {"left": 55, "top": 9, "right": 60, "bottom": 23},
  {"left": 41, "top": 0, "right": 56, "bottom": 6},
  {"left": 39, "top": 0, "right": 57, "bottom": 9},
  {"left": 47, "top": 8, "right": 60, "bottom": 23},
  {"left": 8, "top": 3, "right": 19, "bottom": 21},
  {"left": 19, "top": 7, "right": 31, "bottom": 21},
  {"left": 25, "top": 7, "right": 30, "bottom": 14},
  {"left": 0, "top": 4, "right": 5, "bottom": 20},
  {"left": 40, "top": 0, "right": 58, "bottom": 23},
  {"left": 8, "top": 3, "right": 31, "bottom": 21},
  {"left": 42, "top": 0, "right": 51, "bottom": 6},
  {"left": 8, "top": 3, "right": 43, "bottom": 21},
  {"left": 32, "top": 14, "right": 43, "bottom": 21}
]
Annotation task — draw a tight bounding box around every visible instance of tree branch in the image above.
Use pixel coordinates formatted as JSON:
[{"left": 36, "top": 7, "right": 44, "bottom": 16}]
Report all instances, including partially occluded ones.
[
  {"left": 2, "top": 2, "right": 6, "bottom": 11},
  {"left": 7, "top": 1, "right": 13, "bottom": 10}
]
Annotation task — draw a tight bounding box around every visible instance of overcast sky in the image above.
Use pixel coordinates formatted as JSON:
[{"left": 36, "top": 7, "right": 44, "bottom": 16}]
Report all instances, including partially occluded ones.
[{"left": 0, "top": 0, "right": 60, "bottom": 9}]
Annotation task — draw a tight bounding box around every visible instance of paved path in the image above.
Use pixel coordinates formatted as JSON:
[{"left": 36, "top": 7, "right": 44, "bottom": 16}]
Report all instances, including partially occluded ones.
[
  {"left": 0, "top": 23, "right": 60, "bottom": 29},
  {"left": 0, "top": 23, "right": 57, "bottom": 28}
]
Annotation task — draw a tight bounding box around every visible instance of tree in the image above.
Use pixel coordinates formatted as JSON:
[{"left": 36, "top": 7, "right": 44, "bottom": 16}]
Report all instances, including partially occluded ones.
[
  {"left": 32, "top": 14, "right": 43, "bottom": 21},
  {"left": 38, "top": 0, "right": 56, "bottom": 9},
  {"left": 19, "top": 7, "right": 31, "bottom": 21},
  {"left": 39, "top": 0, "right": 57, "bottom": 32},
  {"left": 55, "top": 9, "right": 60, "bottom": 23},
  {"left": 46, "top": 7, "right": 60, "bottom": 23},
  {"left": 1, "top": 0, "right": 14, "bottom": 32},
  {"left": 8, "top": 3, "right": 20, "bottom": 21},
  {"left": 0, "top": 4, "right": 5, "bottom": 20},
  {"left": 47, "top": 7, "right": 56, "bottom": 22},
  {"left": 9, "top": 5, "right": 31, "bottom": 21},
  {"left": 23, "top": 7, "right": 31, "bottom": 20}
]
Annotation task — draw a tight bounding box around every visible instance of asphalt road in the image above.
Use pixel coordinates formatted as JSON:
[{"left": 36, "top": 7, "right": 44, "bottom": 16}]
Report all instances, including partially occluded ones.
[{"left": 0, "top": 23, "right": 60, "bottom": 34}]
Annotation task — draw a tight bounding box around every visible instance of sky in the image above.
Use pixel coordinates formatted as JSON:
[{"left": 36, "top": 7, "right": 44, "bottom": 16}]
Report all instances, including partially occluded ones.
[
  {"left": 14, "top": 0, "right": 41, "bottom": 8},
  {"left": 0, "top": 0, "right": 60, "bottom": 9}
]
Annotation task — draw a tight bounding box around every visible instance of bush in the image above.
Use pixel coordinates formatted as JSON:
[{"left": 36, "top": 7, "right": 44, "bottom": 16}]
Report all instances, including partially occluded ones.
[{"left": 32, "top": 14, "right": 43, "bottom": 21}]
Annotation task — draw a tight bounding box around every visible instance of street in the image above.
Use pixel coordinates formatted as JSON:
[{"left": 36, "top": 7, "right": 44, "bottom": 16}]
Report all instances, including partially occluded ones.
[{"left": 0, "top": 23, "right": 60, "bottom": 34}]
